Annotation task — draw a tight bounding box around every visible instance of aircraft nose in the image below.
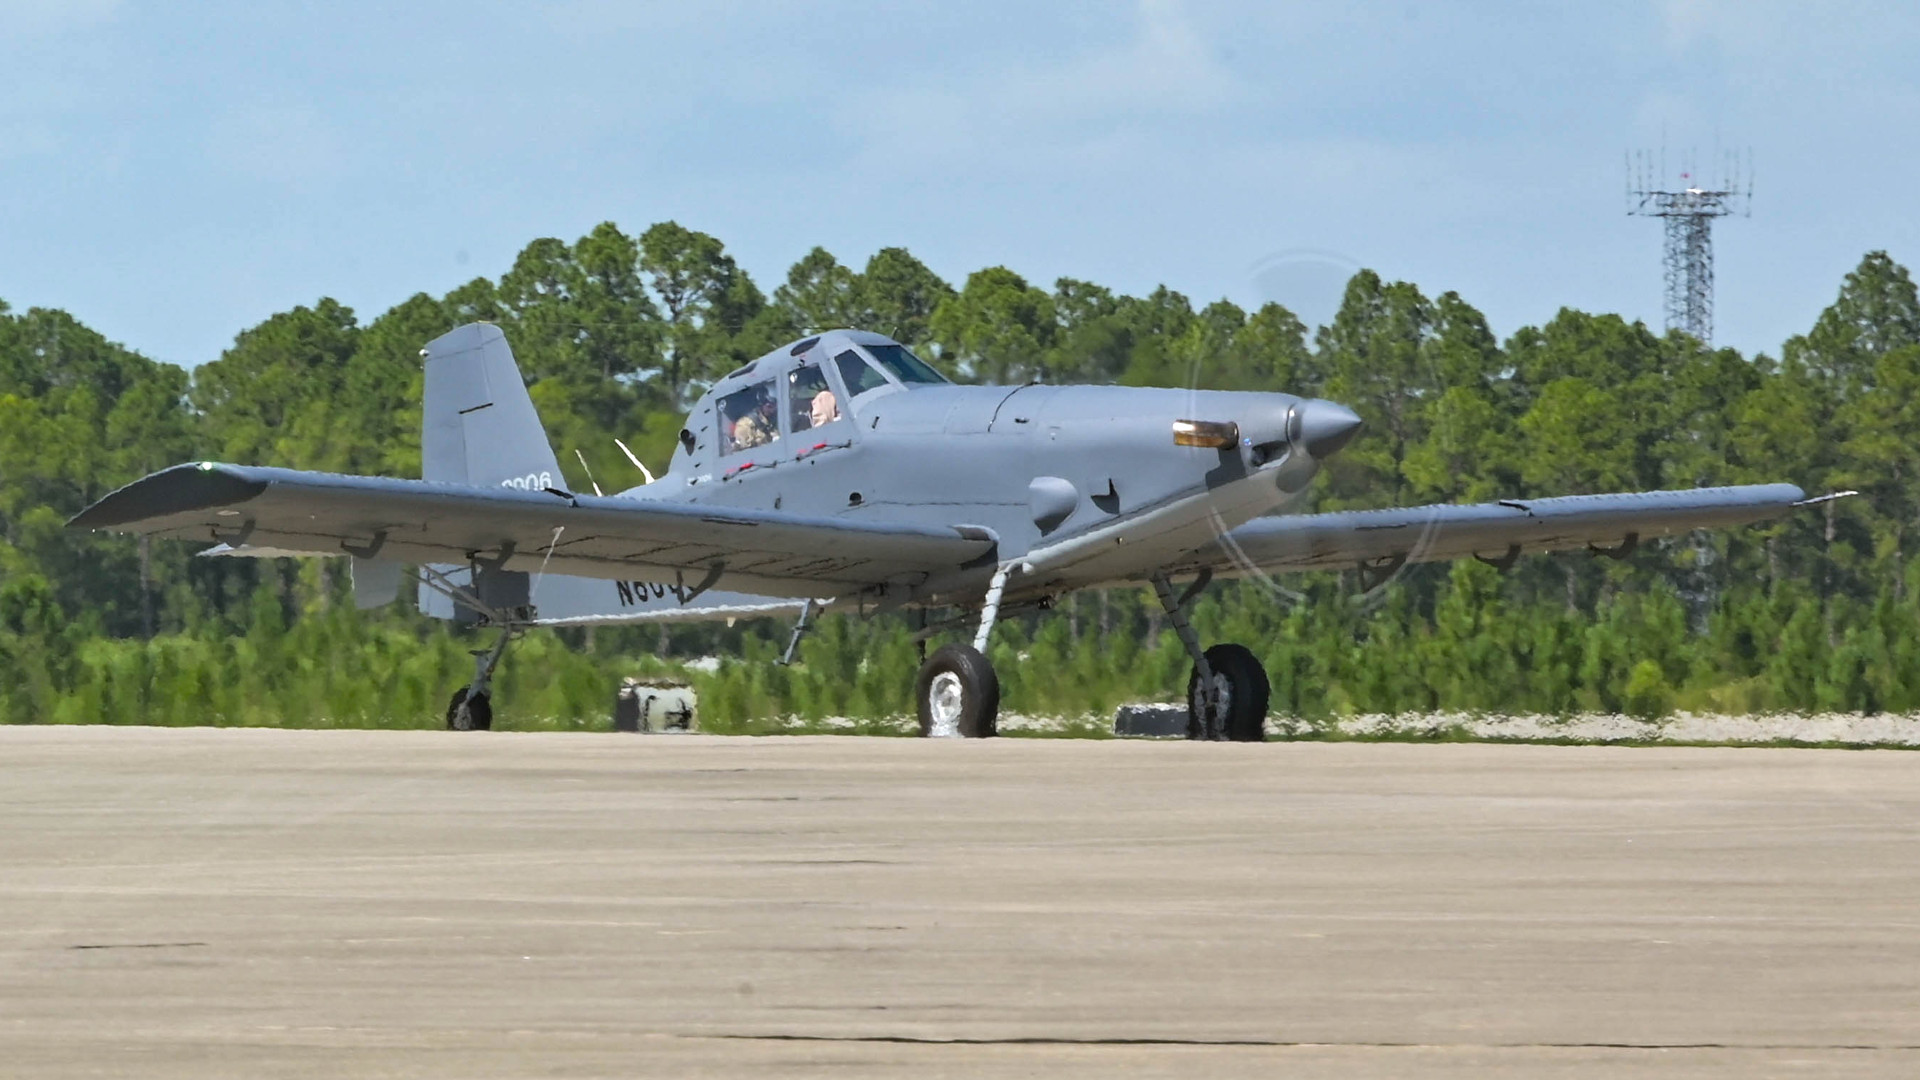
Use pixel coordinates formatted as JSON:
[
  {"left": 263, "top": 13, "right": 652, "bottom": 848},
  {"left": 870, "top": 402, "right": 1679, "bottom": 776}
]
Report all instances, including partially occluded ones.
[{"left": 1295, "top": 398, "right": 1363, "bottom": 458}]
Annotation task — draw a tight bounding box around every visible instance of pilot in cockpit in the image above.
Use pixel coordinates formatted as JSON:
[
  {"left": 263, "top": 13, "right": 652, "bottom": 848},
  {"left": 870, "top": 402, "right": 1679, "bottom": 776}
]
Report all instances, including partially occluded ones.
[
  {"left": 809, "top": 390, "right": 839, "bottom": 428},
  {"left": 789, "top": 364, "right": 837, "bottom": 432},
  {"left": 731, "top": 388, "right": 778, "bottom": 450}
]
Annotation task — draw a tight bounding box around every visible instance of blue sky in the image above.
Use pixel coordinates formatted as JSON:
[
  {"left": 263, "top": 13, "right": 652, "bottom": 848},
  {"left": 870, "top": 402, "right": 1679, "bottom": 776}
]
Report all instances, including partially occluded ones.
[{"left": 3, "top": 1, "right": 1915, "bottom": 368}]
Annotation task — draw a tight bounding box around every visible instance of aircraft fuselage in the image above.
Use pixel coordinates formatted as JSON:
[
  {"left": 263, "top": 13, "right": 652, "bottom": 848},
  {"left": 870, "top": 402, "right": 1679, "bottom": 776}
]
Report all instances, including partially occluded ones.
[{"left": 629, "top": 330, "right": 1359, "bottom": 606}]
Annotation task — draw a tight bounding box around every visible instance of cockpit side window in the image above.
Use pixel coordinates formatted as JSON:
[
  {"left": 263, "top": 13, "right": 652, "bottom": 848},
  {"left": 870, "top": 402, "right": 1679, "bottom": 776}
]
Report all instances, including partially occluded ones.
[
  {"left": 718, "top": 378, "right": 781, "bottom": 455},
  {"left": 863, "top": 343, "right": 949, "bottom": 385},
  {"left": 834, "top": 350, "right": 892, "bottom": 398},
  {"left": 788, "top": 362, "right": 840, "bottom": 433}
]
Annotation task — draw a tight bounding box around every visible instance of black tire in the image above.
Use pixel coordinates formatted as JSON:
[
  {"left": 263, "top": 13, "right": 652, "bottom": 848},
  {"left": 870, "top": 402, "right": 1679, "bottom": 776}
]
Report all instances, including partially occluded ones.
[
  {"left": 446, "top": 687, "right": 493, "bottom": 731},
  {"left": 1186, "top": 643, "right": 1269, "bottom": 742},
  {"left": 914, "top": 643, "right": 1000, "bottom": 738}
]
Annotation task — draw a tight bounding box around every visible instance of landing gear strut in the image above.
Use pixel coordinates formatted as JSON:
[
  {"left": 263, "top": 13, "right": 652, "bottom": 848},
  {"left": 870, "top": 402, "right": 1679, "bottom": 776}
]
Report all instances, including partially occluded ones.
[
  {"left": 1152, "top": 572, "right": 1269, "bottom": 742},
  {"left": 912, "top": 565, "right": 1010, "bottom": 738},
  {"left": 447, "top": 626, "right": 515, "bottom": 731}
]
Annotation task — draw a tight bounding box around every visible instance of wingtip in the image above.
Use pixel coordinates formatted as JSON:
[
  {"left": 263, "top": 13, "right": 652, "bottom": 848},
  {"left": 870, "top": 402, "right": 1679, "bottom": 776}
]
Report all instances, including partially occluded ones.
[{"left": 66, "top": 462, "right": 268, "bottom": 532}]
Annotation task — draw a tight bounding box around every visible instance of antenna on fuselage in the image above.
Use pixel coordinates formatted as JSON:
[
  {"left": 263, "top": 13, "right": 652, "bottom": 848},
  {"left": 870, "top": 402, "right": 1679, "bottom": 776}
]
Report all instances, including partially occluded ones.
[
  {"left": 614, "top": 437, "right": 656, "bottom": 485},
  {"left": 573, "top": 449, "right": 605, "bottom": 497}
]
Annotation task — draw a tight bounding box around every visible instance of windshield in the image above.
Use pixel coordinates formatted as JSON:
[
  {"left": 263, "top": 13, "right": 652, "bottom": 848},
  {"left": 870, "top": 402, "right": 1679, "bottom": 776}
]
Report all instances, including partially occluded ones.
[
  {"left": 834, "top": 350, "right": 892, "bottom": 397},
  {"left": 863, "top": 344, "right": 949, "bottom": 385}
]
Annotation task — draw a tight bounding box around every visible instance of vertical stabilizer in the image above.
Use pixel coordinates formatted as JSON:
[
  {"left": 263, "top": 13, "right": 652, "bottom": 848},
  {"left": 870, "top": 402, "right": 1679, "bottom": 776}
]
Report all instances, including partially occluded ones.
[
  {"left": 422, "top": 323, "right": 563, "bottom": 490},
  {"left": 418, "top": 323, "right": 561, "bottom": 621}
]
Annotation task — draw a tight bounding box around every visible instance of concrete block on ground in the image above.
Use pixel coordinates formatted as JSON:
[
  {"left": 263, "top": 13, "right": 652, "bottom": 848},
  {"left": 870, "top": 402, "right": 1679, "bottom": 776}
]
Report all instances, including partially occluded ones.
[{"left": 1114, "top": 703, "right": 1187, "bottom": 738}]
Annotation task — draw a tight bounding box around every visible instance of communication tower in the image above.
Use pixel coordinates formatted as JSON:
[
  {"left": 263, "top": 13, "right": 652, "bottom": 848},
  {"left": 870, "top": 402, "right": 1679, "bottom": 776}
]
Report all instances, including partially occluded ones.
[{"left": 1627, "top": 149, "right": 1752, "bottom": 344}]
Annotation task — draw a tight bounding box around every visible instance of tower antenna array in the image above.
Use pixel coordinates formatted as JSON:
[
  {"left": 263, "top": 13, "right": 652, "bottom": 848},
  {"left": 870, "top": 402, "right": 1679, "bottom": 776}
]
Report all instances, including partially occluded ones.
[{"left": 1626, "top": 148, "right": 1752, "bottom": 344}]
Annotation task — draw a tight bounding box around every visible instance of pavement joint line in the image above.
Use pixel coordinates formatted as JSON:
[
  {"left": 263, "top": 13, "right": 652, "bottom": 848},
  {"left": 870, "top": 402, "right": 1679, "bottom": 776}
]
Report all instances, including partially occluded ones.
[{"left": 707, "top": 1034, "right": 1920, "bottom": 1051}]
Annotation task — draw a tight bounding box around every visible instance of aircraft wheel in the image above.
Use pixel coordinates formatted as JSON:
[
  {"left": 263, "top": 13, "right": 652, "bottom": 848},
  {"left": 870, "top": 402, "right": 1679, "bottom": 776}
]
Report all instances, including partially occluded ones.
[
  {"left": 1186, "top": 644, "right": 1268, "bottom": 742},
  {"left": 446, "top": 687, "right": 493, "bottom": 731},
  {"left": 915, "top": 644, "right": 999, "bottom": 738}
]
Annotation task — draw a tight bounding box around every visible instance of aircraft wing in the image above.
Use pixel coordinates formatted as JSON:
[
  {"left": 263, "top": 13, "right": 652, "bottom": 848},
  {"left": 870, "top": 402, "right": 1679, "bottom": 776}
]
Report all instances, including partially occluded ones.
[
  {"left": 69, "top": 462, "right": 996, "bottom": 598},
  {"left": 1190, "top": 483, "right": 1814, "bottom": 578}
]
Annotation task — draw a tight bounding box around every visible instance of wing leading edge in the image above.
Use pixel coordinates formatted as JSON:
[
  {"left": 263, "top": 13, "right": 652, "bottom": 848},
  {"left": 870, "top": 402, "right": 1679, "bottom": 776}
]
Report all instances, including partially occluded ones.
[
  {"left": 69, "top": 462, "right": 996, "bottom": 599},
  {"left": 1196, "top": 483, "right": 1810, "bottom": 577}
]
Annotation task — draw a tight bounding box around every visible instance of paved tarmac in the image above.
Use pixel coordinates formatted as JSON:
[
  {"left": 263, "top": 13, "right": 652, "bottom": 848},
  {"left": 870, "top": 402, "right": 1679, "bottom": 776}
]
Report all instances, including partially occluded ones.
[{"left": 2, "top": 727, "right": 1918, "bottom": 1078}]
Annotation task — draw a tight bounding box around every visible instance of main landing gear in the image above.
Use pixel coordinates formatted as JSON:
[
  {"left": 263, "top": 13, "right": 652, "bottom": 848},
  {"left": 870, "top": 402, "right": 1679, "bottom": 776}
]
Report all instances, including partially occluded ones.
[
  {"left": 411, "top": 562, "right": 525, "bottom": 732},
  {"left": 910, "top": 566, "right": 1271, "bottom": 741},
  {"left": 447, "top": 626, "right": 515, "bottom": 731},
  {"left": 1152, "top": 572, "right": 1269, "bottom": 742},
  {"left": 915, "top": 643, "right": 1000, "bottom": 738},
  {"left": 913, "top": 564, "right": 1010, "bottom": 738}
]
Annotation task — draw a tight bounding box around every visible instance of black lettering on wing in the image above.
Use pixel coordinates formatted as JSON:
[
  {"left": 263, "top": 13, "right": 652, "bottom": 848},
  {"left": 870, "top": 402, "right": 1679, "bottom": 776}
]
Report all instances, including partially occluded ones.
[{"left": 612, "top": 580, "right": 695, "bottom": 608}]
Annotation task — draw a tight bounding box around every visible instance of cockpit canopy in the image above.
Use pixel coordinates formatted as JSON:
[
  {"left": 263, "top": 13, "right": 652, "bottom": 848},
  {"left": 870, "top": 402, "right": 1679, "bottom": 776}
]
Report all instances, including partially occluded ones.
[{"left": 674, "top": 330, "right": 950, "bottom": 473}]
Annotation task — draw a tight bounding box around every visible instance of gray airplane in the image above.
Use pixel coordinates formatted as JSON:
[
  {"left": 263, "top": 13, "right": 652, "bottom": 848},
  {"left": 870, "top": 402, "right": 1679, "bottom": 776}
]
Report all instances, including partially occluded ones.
[{"left": 71, "top": 323, "right": 1828, "bottom": 738}]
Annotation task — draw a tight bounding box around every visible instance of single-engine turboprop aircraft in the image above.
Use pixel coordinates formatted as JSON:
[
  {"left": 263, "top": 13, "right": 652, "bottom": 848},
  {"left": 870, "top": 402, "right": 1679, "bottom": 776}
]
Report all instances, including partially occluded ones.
[{"left": 71, "top": 324, "right": 1834, "bottom": 738}]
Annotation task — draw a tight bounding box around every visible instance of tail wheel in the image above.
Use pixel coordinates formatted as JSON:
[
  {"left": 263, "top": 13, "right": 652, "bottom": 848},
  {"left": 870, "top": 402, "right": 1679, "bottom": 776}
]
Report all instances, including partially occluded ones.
[
  {"left": 446, "top": 687, "right": 493, "bottom": 731},
  {"left": 915, "top": 643, "right": 1000, "bottom": 738},
  {"left": 1186, "top": 643, "right": 1269, "bottom": 742}
]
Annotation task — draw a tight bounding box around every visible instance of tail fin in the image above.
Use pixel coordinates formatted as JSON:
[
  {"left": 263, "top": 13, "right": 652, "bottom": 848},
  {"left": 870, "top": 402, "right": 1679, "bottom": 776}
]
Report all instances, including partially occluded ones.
[{"left": 422, "top": 323, "right": 563, "bottom": 490}]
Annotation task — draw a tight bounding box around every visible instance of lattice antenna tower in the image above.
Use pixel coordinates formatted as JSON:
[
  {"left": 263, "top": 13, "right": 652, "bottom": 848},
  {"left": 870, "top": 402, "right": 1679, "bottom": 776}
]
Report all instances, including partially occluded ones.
[{"left": 1626, "top": 148, "right": 1752, "bottom": 344}]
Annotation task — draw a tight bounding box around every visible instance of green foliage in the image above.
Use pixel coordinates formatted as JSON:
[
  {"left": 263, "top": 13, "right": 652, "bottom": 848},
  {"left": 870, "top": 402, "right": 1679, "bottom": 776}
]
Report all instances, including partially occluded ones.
[
  {"left": 639, "top": 220, "right": 756, "bottom": 404},
  {"left": 193, "top": 299, "right": 362, "bottom": 468},
  {"left": 929, "top": 267, "right": 1057, "bottom": 384},
  {"left": 4, "top": 243, "right": 1920, "bottom": 729},
  {"left": 1623, "top": 660, "right": 1675, "bottom": 720}
]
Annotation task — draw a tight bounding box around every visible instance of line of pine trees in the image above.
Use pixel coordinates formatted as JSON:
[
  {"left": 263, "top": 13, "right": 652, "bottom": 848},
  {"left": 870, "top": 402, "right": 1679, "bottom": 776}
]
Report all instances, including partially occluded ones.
[{"left": 3, "top": 225, "right": 1918, "bottom": 728}]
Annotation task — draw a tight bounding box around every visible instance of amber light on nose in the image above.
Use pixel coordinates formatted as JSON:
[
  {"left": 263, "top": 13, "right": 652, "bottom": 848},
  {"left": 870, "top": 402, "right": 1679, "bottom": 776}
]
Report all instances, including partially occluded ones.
[{"left": 1172, "top": 419, "right": 1239, "bottom": 448}]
